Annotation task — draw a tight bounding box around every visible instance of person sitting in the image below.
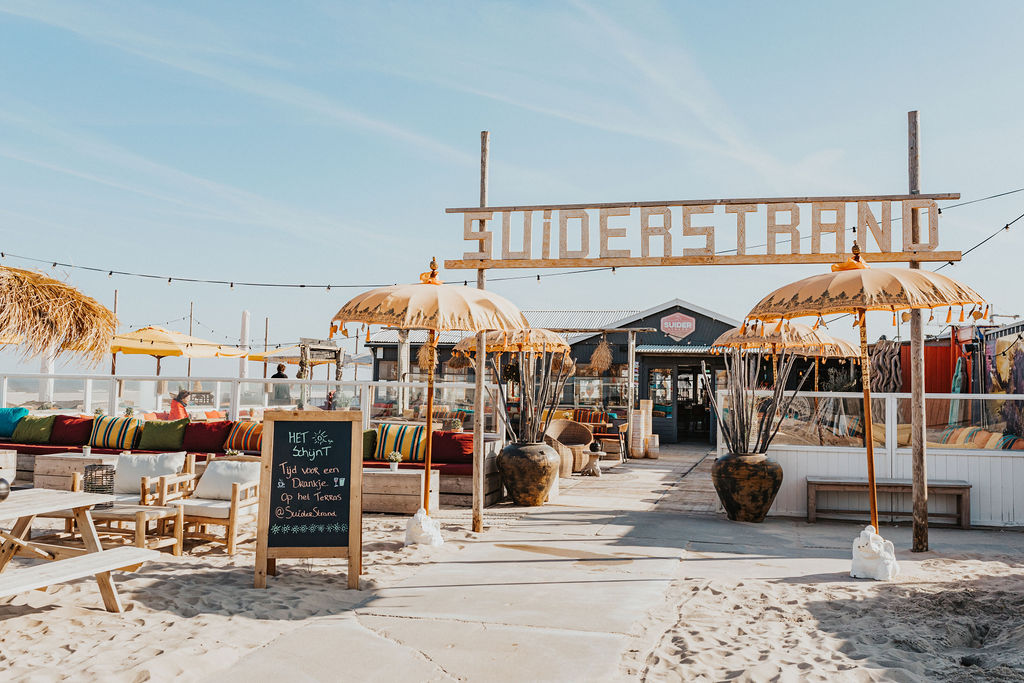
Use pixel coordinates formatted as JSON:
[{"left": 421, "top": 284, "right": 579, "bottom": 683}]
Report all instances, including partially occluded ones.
[{"left": 169, "top": 390, "right": 191, "bottom": 420}]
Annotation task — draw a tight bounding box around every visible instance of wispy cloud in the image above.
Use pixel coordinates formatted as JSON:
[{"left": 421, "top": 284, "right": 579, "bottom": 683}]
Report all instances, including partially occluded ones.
[{"left": 0, "top": 0, "right": 473, "bottom": 166}]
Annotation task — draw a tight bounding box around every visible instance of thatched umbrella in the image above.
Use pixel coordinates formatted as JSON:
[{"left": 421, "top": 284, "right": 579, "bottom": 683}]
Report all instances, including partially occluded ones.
[
  {"left": 332, "top": 258, "right": 528, "bottom": 519},
  {"left": 0, "top": 266, "right": 116, "bottom": 364}
]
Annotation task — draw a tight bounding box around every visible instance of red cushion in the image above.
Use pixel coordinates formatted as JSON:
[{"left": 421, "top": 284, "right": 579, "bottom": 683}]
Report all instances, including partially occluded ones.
[
  {"left": 183, "top": 421, "right": 234, "bottom": 453},
  {"left": 431, "top": 431, "right": 474, "bottom": 464},
  {"left": 49, "top": 416, "right": 94, "bottom": 446}
]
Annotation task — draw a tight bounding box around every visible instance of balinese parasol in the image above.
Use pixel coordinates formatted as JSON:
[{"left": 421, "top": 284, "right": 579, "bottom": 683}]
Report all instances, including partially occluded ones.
[
  {"left": 0, "top": 266, "right": 116, "bottom": 364},
  {"left": 452, "top": 329, "right": 573, "bottom": 443},
  {"left": 746, "top": 243, "right": 986, "bottom": 530},
  {"left": 711, "top": 321, "right": 858, "bottom": 390},
  {"left": 110, "top": 326, "right": 247, "bottom": 375},
  {"left": 332, "top": 258, "right": 528, "bottom": 521}
]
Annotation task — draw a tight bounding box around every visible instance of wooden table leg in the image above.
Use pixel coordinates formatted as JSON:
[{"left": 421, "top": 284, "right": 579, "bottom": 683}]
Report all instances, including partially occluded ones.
[
  {"left": 71, "top": 506, "right": 123, "bottom": 613},
  {"left": 173, "top": 507, "right": 184, "bottom": 557},
  {"left": 0, "top": 516, "right": 35, "bottom": 572},
  {"left": 134, "top": 511, "right": 147, "bottom": 549}
]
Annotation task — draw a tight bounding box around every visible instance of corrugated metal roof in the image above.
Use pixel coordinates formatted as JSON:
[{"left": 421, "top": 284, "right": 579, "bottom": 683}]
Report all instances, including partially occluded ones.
[
  {"left": 523, "top": 309, "right": 640, "bottom": 330},
  {"left": 636, "top": 345, "right": 713, "bottom": 354}
]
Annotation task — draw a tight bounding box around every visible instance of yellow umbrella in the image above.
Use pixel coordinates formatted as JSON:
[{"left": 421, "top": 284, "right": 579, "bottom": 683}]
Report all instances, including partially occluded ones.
[
  {"left": 110, "top": 325, "right": 246, "bottom": 375},
  {"left": 745, "top": 243, "right": 986, "bottom": 530},
  {"left": 332, "top": 258, "right": 528, "bottom": 516},
  {"left": 0, "top": 265, "right": 116, "bottom": 364}
]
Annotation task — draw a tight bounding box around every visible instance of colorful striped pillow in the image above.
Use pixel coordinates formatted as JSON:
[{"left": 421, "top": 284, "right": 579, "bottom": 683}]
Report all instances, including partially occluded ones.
[
  {"left": 90, "top": 416, "right": 143, "bottom": 450},
  {"left": 374, "top": 423, "right": 427, "bottom": 462},
  {"left": 224, "top": 421, "right": 263, "bottom": 452}
]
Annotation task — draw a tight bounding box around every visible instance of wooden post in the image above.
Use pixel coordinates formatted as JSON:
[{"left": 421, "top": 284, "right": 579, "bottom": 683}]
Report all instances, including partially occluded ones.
[
  {"left": 473, "top": 130, "right": 489, "bottom": 533},
  {"left": 397, "top": 330, "right": 410, "bottom": 412},
  {"left": 858, "top": 309, "right": 880, "bottom": 531},
  {"left": 908, "top": 110, "right": 929, "bottom": 552},
  {"left": 423, "top": 330, "right": 436, "bottom": 515},
  {"left": 187, "top": 301, "right": 194, "bottom": 377},
  {"left": 263, "top": 317, "right": 269, "bottom": 380},
  {"left": 627, "top": 330, "right": 636, "bottom": 455},
  {"left": 111, "top": 289, "right": 118, "bottom": 377}
]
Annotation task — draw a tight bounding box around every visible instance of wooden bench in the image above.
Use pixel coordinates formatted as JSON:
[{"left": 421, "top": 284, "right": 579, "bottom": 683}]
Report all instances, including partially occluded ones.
[
  {"left": 0, "top": 545, "right": 159, "bottom": 608},
  {"left": 806, "top": 476, "right": 971, "bottom": 529}
]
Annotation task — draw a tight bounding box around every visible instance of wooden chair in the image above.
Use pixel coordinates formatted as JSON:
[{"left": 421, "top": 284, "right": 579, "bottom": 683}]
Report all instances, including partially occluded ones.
[{"left": 159, "top": 457, "right": 260, "bottom": 555}]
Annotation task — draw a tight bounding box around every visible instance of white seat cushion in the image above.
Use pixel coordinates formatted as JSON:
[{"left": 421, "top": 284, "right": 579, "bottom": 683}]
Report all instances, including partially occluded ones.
[
  {"left": 194, "top": 460, "right": 261, "bottom": 500},
  {"left": 112, "top": 493, "right": 141, "bottom": 504},
  {"left": 113, "top": 452, "right": 186, "bottom": 494},
  {"left": 168, "top": 498, "right": 234, "bottom": 519}
]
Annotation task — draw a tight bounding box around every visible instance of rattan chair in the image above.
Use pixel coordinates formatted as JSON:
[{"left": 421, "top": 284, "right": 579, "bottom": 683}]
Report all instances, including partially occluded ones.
[{"left": 544, "top": 419, "right": 594, "bottom": 474}]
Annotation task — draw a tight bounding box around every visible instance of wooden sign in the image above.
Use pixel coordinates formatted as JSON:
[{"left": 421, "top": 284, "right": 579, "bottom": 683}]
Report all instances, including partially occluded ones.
[
  {"left": 255, "top": 410, "right": 362, "bottom": 589},
  {"left": 444, "top": 194, "right": 962, "bottom": 270}
]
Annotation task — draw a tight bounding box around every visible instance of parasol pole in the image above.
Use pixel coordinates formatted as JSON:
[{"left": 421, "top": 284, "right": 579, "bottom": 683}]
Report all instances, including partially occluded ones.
[
  {"left": 814, "top": 357, "right": 820, "bottom": 392},
  {"left": 423, "top": 329, "right": 437, "bottom": 514},
  {"left": 111, "top": 289, "right": 119, "bottom": 376},
  {"left": 857, "top": 307, "right": 880, "bottom": 530}
]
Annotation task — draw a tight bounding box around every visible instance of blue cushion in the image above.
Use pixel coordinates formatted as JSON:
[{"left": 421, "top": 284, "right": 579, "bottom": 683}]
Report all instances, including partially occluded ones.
[{"left": 0, "top": 407, "right": 28, "bottom": 438}]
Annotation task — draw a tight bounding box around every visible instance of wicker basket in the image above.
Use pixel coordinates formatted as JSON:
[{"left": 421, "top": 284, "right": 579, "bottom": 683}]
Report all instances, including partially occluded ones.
[{"left": 83, "top": 464, "right": 115, "bottom": 509}]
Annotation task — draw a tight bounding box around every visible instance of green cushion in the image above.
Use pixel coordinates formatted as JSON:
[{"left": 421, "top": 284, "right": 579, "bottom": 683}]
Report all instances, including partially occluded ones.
[
  {"left": 11, "top": 414, "right": 56, "bottom": 444},
  {"left": 138, "top": 418, "right": 189, "bottom": 450},
  {"left": 363, "top": 429, "right": 377, "bottom": 460}
]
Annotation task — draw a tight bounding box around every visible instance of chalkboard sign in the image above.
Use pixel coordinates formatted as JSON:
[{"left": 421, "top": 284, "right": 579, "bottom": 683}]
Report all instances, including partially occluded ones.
[{"left": 255, "top": 410, "right": 362, "bottom": 589}]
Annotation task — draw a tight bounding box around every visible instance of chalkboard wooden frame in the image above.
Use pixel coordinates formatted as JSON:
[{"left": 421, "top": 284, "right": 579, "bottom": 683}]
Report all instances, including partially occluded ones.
[{"left": 254, "top": 410, "right": 363, "bottom": 589}]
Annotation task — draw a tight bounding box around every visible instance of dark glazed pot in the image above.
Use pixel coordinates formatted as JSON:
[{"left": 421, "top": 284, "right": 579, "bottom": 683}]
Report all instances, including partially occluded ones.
[
  {"left": 497, "top": 442, "right": 560, "bottom": 506},
  {"left": 711, "top": 453, "right": 783, "bottom": 523},
  {"left": 0, "top": 478, "right": 9, "bottom": 502}
]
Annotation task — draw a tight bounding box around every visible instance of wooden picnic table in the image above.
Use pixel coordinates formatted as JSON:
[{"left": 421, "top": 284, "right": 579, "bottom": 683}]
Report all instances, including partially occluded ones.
[{"left": 0, "top": 489, "right": 158, "bottom": 613}]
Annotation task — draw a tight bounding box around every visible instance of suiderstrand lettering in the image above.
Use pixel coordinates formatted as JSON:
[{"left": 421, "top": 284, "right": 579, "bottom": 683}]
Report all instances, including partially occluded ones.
[{"left": 445, "top": 194, "right": 962, "bottom": 269}]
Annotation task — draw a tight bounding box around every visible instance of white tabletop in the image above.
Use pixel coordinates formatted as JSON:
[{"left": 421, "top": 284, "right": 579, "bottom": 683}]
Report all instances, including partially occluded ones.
[{"left": 0, "top": 489, "right": 115, "bottom": 522}]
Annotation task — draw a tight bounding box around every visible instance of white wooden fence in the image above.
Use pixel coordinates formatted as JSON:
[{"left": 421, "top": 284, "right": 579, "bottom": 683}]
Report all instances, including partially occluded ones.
[{"left": 718, "top": 391, "right": 1024, "bottom": 527}]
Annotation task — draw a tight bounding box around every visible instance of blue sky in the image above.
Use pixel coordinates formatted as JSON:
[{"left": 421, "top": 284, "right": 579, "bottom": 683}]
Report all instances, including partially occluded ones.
[{"left": 0, "top": 1, "right": 1021, "bottom": 376}]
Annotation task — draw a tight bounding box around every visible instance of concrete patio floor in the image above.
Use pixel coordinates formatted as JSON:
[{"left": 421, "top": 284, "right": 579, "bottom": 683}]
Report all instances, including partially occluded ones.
[{"left": 210, "top": 445, "right": 1024, "bottom": 682}]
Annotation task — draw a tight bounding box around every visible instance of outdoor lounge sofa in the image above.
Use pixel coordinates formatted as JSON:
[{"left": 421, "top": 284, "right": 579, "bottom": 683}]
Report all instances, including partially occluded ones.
[
  {"left": 362, "top": 427, "right": 502, "bottom": 507},
  {"left": 0, "top": 408, "right": 261, "bottom": 485}
]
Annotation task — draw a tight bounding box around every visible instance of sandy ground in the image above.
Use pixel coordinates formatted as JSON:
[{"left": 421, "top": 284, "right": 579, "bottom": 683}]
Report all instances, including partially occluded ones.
[
  {"left": 0, "top": 510, "right": 524, "bottom": 682},
  {"left": 4, "top": 448, "right": 1024, "bottom": 683},
  {"left": 628, "top": 552, "right": 1024, "bottom": 683}
]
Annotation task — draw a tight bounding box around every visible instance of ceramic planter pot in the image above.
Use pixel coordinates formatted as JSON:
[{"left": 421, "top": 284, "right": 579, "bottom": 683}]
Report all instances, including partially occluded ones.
[
  {"left": 0, "top": 478, "right": 9, "bottom": 502},
  {"left": 389, "top": 462, "right": 399, "bottom": 472},
  {"left": 711, "top": 453, "right": 783, "bottom": 523},
  {"left": 497, "top": 442, "right": 559, "bottom": 506}
]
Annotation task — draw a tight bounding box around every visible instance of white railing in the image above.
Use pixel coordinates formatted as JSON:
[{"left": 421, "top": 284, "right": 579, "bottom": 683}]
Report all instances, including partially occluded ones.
[
  {"left": 716, "top": 390, "right": 1024, "bottom": 526},
  {"left": 0, "top": 372, "right": 494, "bottom": 431}
]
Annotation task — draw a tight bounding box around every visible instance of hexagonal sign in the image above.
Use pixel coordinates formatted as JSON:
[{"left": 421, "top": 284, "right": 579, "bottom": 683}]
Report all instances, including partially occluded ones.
[{"left": 660, "top": 312, "right": 695, "bottom": 341}]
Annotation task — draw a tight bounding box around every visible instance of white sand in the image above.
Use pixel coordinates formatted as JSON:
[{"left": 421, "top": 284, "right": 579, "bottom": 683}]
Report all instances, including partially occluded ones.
[
  {"left": 0, "top": 510, "right": 524, "bottom": 682},
  {"left": 628, "top": 554, "right": 1024, "bottom": 682}
]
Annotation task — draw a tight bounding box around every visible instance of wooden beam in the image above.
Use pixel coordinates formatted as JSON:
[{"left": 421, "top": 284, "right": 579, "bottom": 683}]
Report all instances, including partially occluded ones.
[
  {"left": 909, "top": 110, "right": 929, "bottom": 553},
  {"left": 445, "top": 250, "right": 962, "bottom": 270},
  {"left": 445, "top": 193, "right": 960, "bottom": 214}
]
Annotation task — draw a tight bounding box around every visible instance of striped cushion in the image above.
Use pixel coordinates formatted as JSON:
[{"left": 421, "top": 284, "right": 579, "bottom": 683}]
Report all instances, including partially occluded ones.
[
  {"left": 89, "top": 416, "right": 143, "bottom": 450},
  {"left": 375, "top": 423, "right": 427, "bottom": 462},
  {"left": 224, "top": 421, "right": 263, "bottom": 452},
  {"left": 572, "top": 409, "right": 608, "bottom": 424}
]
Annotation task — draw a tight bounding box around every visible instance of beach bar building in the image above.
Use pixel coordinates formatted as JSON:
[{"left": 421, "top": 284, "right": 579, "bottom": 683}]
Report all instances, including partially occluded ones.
[{"left": 366, "top": 299, "right": 741, "bottom": 444}]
